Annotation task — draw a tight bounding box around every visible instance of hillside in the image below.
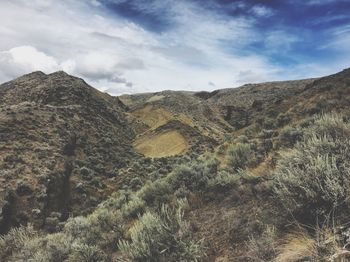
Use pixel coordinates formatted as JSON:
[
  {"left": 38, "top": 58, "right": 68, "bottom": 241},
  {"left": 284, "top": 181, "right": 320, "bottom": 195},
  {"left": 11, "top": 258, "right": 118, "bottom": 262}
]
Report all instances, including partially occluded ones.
[
  {"left": 0, "top": 71, "right": 140, "bottom": 232},
  {"left": 1, "top": 69, "right": 350, "bottom": 261}
]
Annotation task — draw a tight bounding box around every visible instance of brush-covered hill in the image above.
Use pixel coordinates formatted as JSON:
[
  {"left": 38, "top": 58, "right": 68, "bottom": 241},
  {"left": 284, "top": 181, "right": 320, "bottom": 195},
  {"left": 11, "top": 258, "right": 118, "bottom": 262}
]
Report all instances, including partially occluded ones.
[
  {"left": 1, "top": 68, "right": 350, "bottom": 261},
  {"left": 0, "top": 71, "right": 138, "bottom": 232}
]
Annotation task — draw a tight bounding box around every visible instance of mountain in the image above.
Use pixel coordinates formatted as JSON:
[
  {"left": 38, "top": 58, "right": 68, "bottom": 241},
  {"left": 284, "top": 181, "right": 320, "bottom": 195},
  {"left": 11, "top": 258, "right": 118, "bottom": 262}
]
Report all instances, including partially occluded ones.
[{"left": 1, "top": 69, "right": 350, "bottom": 261}]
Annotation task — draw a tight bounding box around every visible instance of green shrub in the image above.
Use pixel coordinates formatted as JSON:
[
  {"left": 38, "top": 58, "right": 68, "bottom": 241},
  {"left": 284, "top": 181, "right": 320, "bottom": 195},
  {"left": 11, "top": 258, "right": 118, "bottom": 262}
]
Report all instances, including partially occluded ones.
[
  {"left": 130, "top": 177, "right": 143, "bottom": 189},
  {"left": 2, "top": 208, "right": 122, "bottom": 261},
  {"left": 235, "top": 135, "right": 249, "bottom": 144},
  {"left": 258, "top": 129, "right": 277, "bottom": 139},
  {"left": 273, "top": 114, "right": 350, "bottom": 220},
  {"left": 121, "top": 196, "right": 146, "bottom": 218},
  {"left": 174, "top": 186, "right": 191, "bottom": 199},
  {"left": 118, "top": 204, "right": 202, "bottom": 261},
  {"left": 262, "top": 117, "right": 276, "bottom": 129},
  {"left": 227, "top": 143, "right": 255, "bottom": 171},
  {"left": 30, "top": 233, "right": 73, "bottom": 262},
  {"left": 67, "top": 243, "right": 108, "bottom": 262},
  {"left": 138, "top": 179, "right": 172, "bottom": 206},
  {"left": 278, "top": 126, "right": 303, "bottom": 148},
  {"left": 64, "top": 216, "right": 92, "bottom": 242},
  {"left": 208, "top": 170, "right": 240, "bottom": 191},
  {"left": 306, "top": 113, "right": 350, "bottom": 140},
  {"left": 99, "top": 190, "right": 130, "bottom": 209},
  {"left": 0, "top": 225, "right": 37, "bottom": 260},
  {"left": 244, "top": 125, "right": 256, "bottom": 137},
  {"left": 167, "top": 157, "right": 218, "bottom": 192},
  {"left": 276, "top": 112, "right": 292, "bottom": 127}
]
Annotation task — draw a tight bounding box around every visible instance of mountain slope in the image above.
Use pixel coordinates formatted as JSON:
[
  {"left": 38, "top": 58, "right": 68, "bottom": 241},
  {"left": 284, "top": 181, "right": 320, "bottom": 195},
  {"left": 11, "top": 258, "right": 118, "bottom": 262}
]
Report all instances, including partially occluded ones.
[{"left": 0, "top": 71, "right": 135, "bottom": 233}]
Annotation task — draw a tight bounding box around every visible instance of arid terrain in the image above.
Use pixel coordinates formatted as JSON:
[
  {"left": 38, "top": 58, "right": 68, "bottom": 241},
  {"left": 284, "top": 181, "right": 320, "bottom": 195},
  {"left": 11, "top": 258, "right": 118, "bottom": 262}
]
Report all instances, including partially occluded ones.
[{"left": 1, "top": 69, "right": 350, "bottom": 261}]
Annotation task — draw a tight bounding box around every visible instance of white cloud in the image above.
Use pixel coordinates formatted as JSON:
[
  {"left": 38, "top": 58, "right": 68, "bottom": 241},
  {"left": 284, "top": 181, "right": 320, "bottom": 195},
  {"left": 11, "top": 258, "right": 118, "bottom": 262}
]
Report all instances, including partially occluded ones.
[
  {"left": 263, "top": 30, "right": 300, "bottom": 52},
  {"left": 90, "top": 0, "right": 101, "bottom": 7},
  {"left": 0, "top": 0, "right": 345, "bottom": 94},
  {"left": 303, "top": 0, "right": 339, "bottom": 5},
  {"left": 237, "top": 70, "right": 269, "bottom": 84},
  {"left": 0, "top": 46, "right": 59, "bottom": 79},
  {"left": 0, "top": 0, "right": 272, "bottom": 93},
  {"left": 251, "top": 5, "right": 274, "bottom": 17}
]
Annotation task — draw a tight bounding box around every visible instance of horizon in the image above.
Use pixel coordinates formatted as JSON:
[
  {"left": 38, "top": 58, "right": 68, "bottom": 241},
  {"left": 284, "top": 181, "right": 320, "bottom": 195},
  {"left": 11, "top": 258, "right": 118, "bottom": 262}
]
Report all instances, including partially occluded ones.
[
  {"left": 1, "top": 0, "right": 350, "bottom": 95},
  {"left": 4, "top": 68, "right": 338, "bottom": 97}
]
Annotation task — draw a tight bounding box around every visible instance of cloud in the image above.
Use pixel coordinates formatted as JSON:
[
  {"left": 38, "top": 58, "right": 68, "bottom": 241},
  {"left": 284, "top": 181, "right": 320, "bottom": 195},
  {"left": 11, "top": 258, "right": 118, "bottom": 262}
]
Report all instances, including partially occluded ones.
[
  {"left": 0, "top": 0, "right": 279, "bottom": 93},
  {"left": 90, "top": 0, "right": 101, "bottom": 7},
  {"left": 151, "top": 44, "right": 207, "bottom": 66},
  {"left": 0, "top": 0, "right": 349, "bottom": 94},
  {"left": 303, "top": 0, "right": 339, "bottom": 5},
  {"left": 236, "top": 70, "right": 268, "bottom": 84},
  {"left": 0, "top": 46, "right": 59, "bottom": 79},
  {"left": 251, "top": 5, "right": 274, "bottom": 17},
  {"left": 263, "top": 31, "right": 300, "bottom": 52},
  {"left": 208, "top": 81, "right": 216, "bottom": 87},
  {"left": 70, "top": 51, "right": 144, "bottom": 81}
]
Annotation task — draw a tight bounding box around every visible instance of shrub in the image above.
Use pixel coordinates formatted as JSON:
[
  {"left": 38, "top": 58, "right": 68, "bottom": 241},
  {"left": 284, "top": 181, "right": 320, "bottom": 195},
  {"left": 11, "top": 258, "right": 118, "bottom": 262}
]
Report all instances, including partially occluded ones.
[
  {"left": 121, "top": 196, "right": 146, "bottom": 218},
  {"left": 79, "top": 166, "right": 93, "bottom": 178},
  {"left": 30, "top": 233, "right": 73, "bottom": 262},
  {"left": 67, "top": 243, "right": 108, "bottom": 262},
  {"left": 278, "top": 126, "right": 303, "bottom": 148},
  {"left": 63, "top": 208, "right": 122, "bottom": 250},
  {"left": 262, "top": 117, "right": 276, "bottom": 129},
  {"left": 174, "top": 186, "right": 191, "bottom": 199},
  {"left": 306, "top": 113, "right": 350, "bottom": 140},
  {"left": 167, "top": 157, "right": 218, "bottom": 192},
  {"left": 273, "top": 114, "right": 350, "bottom": 221},
  {"left": 130, "top": 177, "right": 143, "bottom": 189},
  {"left": 208, "top": 170, "right": 240, "bottom": 191},
  {"left": 0, "top": 225, "right": 37, "bottom": 260},
  {"left": 247, "top": 226, "right": 277, "bottom": 261},
  {"left": 258, "top": 129, "right": 277, "bottom": 139},
  {"left": 235, "top": 135, "right": 249, "bottom": 144},
  {"left": 138, "top": 179, "right": 172, "bottom": 206},
  {"left": 227, "top": 143, "right": 255, "bottom": 172},
  {"left": 276, "top": 112, "right": 292, "bottom": 127},
  {"left": 118, "top": 204, "right": 202, "bottom": 261},
  {"left": 3, "top": 207, "right": 123, "bottom": 261},
  {"left": 64, "top": 216, "right": 92, "bottom": 241}
]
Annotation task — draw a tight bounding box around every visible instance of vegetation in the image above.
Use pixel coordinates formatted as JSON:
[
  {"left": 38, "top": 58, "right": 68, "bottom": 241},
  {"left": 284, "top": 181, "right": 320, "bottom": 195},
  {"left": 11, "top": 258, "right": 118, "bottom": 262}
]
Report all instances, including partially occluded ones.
[
  {"left": 3, "top": 68, "right": 350, "bottom": 261},
  {"left": 119, "top": 202, "right": 202, "bottom": 261},
  {"left": 273, "top": 114, "right": 350, "bottom": 221},
  {"left": 226, "top": 142, "right": 255, "bottom": 171}
]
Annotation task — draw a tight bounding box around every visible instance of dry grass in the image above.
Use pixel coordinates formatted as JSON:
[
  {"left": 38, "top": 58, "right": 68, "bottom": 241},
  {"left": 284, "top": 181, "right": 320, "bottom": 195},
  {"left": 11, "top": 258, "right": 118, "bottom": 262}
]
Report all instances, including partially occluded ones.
[
  {"left": 275, "top": 231, "right": 317, "bottom": 262},
  {"left": 133, "top": 130, "right": 188, "bottom": 157},
  {"left": 131, "top": 105, "right": 195, "bottom": 131},
  {"left": 131, "top": 105, "right": 173, "bottom": 130},
  {"left": 146, "top": 95, "right": 165, "bottom": 103},
  {"left": 249, "top": 160, "right": 270, "bottom": 177}
]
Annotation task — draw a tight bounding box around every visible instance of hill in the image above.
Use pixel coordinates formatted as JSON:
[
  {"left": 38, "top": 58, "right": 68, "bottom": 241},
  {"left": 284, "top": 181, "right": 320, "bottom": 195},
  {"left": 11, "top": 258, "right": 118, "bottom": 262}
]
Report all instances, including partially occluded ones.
[
  {"left": 1, "top": 69, "right": 350, "bottom": 261},
  {"left": 0, "top": 71, "right": 137, "bottom": 232}
]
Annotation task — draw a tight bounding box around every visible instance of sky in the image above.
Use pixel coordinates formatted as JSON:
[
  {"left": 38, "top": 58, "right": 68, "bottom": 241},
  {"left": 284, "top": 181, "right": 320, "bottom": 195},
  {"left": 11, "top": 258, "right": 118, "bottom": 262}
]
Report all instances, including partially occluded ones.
[{"left": 0, "top": 0, "right": 350, "bottom": 94}]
